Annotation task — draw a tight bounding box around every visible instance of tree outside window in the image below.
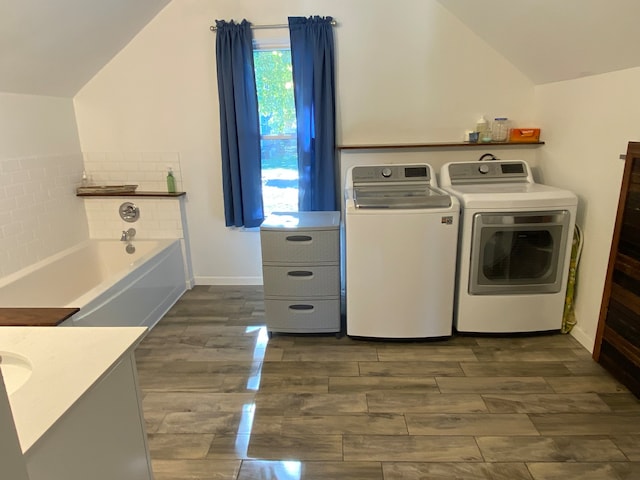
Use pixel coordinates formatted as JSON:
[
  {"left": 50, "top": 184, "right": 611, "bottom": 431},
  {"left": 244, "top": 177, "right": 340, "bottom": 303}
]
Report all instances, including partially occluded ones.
[{"left": 253, "top": 49, "right": 298, "bottom": 216}]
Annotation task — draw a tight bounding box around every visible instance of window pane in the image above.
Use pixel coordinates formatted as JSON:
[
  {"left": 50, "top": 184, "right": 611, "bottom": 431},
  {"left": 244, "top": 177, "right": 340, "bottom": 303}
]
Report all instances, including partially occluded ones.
[
  {"left": 261, "top": 137, "right": 298, "bottom": 214},
  {"left": 254, "top": 48, "right": 298, "bottom": 216},
  {"left": 254, "top": 50, "right": 296, "bottom": 136}
]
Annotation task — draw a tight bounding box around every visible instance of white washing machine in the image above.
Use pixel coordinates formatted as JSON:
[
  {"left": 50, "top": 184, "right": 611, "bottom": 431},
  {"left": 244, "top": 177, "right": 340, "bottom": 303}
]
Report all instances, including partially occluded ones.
[
  {"left": 345, "top": 163, "right": 459, "bottom": 338},
  {"left": 440, "top": 160, "right": 578, "bottom": 333}
]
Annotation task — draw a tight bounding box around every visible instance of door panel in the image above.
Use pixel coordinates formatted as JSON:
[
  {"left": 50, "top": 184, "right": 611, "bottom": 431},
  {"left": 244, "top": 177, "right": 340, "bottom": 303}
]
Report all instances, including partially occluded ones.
[{"left": 469, "top": 211, "right": 569, "bottom": 294}]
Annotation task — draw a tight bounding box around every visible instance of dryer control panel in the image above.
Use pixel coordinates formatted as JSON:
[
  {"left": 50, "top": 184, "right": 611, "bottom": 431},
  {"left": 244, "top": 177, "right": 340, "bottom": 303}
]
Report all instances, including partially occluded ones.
[{"left": 444, "top": 160, "right": 532, "bottom": 185}]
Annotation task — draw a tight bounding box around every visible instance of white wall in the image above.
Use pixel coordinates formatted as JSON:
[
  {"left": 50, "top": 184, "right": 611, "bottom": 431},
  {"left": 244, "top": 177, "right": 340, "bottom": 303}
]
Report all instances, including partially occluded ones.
[
  {"left": 0, "top": 93, "right": 87, "bottom": 278},
  {"left": 74, "top": 0, "right": 537, "bottom": 284},
  {"left": 0, "top": 94, "right": 81, "bottom": 159},
  {"left": 535, "top": 67, "right": 640, "bottom": 352}
]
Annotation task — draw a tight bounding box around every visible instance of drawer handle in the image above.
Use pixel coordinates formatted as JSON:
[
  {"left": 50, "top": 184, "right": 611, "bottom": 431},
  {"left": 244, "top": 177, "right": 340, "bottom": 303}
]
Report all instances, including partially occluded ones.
[
  {"left": 288, "top": 270, "right": 313, "bottom": 277},
  {"left": 289, "top": 304, "right": 315, "bottom": 312},
  {"left": 286, "top": 235, "right": 312, "bottom": 242}
]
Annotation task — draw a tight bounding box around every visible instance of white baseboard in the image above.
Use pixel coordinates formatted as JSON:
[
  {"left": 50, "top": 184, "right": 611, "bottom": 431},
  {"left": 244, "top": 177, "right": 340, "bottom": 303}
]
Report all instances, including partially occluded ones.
[
  {"left": 194, "top": 276, "right": 263, "bottom": 286},
  {"left": 570, "top": 325, "right": 595, "bottom": 354}
]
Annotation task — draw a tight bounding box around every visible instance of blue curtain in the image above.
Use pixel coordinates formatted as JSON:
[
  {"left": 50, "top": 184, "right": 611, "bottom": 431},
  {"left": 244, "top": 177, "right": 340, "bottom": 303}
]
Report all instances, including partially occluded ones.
[
  {"left": 288, "top": 16, "right": 337, "bottom": 211},
  {"left": 215, "top": 20, "right": 264, "bottom": 228}
]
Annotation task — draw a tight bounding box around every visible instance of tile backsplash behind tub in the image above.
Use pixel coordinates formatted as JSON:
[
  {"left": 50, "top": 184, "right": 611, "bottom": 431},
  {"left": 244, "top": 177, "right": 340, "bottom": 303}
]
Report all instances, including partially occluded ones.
[
  {"left": 82, "top": 152, "right": 183, "bottom": 192},
  {"left": 83, "top": 197, "right": 184, "bottom": 239},
  {"left": 0, "top": 154, "right": 89, "bottom": 278},
  {"left": 81, "top": 152, "right": 186, "bottom": 240}
]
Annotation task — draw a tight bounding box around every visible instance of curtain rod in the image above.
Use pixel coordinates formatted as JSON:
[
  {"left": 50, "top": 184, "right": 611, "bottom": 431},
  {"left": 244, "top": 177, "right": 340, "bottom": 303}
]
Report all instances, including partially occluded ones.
[{"left": 209, "top": 20, "right": 337, "bottom": 32}]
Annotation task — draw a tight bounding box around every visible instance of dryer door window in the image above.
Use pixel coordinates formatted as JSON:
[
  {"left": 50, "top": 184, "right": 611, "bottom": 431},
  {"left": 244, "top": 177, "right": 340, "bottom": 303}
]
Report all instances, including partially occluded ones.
[{"left": 469, "top": 211, "right": 570, "bottom": 295}]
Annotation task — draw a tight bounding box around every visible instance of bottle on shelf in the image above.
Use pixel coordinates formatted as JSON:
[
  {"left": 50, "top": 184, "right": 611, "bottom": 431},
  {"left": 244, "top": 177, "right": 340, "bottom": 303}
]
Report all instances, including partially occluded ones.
[
  {"left": 166, "top": 167, "right": 176, "bottom": 193},
  {"left": 476, "top": 116, "right": 492, "bottom": 143}
]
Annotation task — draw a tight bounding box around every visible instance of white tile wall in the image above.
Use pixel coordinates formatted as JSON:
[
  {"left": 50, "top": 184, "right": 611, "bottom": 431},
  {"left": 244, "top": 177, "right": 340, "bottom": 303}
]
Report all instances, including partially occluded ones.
[
  {"left": 0, "top": 151, "right": 189, "bottom": 279},
  {"left": 0, "top": 154, "right": 89, "bottom": 278},
  {"left": 81, "top": 152, "right": 186, "bottom": 240},
  {"left": 82, "top": 152, "right": 183, "bottom": 192},
  {"left": 84, "top": 197, "right": 184, "bottom": 240}
]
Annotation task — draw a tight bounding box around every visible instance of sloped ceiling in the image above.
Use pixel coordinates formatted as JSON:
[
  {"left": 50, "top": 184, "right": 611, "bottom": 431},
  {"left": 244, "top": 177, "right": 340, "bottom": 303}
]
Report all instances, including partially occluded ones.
[
  {"left": 436, "top": 0, "right": 640, "bottom": 84},
  {"left": 2, "top": 0, "right": 640, "bottom": 98},
  {"left": 0, "top": 0, "right": 171, "bottom": 97}
]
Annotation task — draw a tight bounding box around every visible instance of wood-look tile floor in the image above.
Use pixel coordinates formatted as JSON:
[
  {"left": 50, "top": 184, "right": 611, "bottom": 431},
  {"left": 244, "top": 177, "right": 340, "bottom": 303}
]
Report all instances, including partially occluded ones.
[{"left": 135, "top": 286, "right": 640, "bottom": 480}]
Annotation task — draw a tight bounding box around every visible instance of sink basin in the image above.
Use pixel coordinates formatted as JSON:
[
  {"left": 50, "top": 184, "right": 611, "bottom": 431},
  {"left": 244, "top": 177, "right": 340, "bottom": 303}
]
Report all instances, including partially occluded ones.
[{"left": 0, "top": 352, "right": 32, "bottom": 396}]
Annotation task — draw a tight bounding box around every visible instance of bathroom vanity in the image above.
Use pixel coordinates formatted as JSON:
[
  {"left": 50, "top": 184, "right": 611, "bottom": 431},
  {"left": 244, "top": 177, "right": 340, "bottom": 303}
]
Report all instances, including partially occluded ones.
[{"left": 0, "top": 327, "right": 153, "bottom": 480}]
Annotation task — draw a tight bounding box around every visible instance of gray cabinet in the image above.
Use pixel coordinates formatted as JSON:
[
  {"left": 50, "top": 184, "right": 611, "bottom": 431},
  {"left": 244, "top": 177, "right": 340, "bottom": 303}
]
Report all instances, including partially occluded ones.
[{"left": 260, "top": 211, "right": 341, "bottom": 335}]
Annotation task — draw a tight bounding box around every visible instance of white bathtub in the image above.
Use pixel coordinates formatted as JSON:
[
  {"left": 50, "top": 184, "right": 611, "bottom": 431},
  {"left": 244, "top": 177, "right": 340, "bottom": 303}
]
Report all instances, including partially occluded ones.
[{"left": 0, "top": 239, "right": 188, "bottom": 328}]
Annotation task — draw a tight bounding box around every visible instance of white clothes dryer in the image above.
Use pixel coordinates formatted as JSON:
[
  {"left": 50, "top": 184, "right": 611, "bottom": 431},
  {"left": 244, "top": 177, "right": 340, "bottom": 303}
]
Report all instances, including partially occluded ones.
[
  {"left": 440, "top": 160, "right": 578, "bottom": 334},
  {"left": 344, "top": 163, "right": 459, "bottom": 338}
]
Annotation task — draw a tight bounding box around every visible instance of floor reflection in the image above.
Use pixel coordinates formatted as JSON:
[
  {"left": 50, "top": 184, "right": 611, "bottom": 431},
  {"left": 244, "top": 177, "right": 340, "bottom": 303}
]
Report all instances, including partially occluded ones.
[
  {"left": 235, "top": 326, "right": 269, "bottom": 458},
  {"left": 239, "top": 460, "right": 302, "bottom": 480},
  {"left": 245, "top": 326, "right": 268, "bottom": 391},
  {"left": 234, "top": 403, "right": 256, "bottom": 457}
]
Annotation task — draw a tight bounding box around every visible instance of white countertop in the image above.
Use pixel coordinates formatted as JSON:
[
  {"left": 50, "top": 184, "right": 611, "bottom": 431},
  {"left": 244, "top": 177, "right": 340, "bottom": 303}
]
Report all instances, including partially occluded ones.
[{"left": 0, "top": 326, "right": 146, "bottom": 453}]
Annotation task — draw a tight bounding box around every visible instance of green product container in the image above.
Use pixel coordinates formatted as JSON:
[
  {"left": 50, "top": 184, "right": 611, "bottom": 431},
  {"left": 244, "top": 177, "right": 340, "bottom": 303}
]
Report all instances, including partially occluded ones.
[{"left": 166, "top": 168, "right": 176, "bottom": 193}]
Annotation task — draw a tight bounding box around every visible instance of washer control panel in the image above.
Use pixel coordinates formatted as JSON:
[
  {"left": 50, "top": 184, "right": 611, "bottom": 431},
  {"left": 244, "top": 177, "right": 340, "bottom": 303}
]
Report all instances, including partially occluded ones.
[{"left": 351, "top": 164, "right": 431, "bottom": 184}]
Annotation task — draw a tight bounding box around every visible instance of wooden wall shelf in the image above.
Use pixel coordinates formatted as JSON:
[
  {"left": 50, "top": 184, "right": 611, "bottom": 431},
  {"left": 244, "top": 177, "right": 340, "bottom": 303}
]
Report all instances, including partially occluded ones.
[
  {"left": 77, "top": 191, "right": 186, "bottom": 198},
  {"left": 337, "top": 141, "right": 545, "bottom": 150},
  {"left": 0, "top": 308, "right": 80, "bottom": 326}
]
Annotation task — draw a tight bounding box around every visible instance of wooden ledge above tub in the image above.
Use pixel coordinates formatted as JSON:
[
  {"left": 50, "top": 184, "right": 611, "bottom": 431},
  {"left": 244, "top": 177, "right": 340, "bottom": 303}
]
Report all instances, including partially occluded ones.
[
  {"left": 337, "top": 141, "right": 545, "bottom": 150},
  {"left": 0, "top": 308, "right": 80, "bottom": 326},
  {"left": 76, "top": 191, "right": 186, "bottom": 198}
]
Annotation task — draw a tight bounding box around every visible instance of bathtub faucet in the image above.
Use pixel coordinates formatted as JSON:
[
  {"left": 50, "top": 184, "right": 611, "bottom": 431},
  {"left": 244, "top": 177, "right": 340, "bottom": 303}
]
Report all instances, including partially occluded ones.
[{"left": 121, "top": 228, "right": 136, "bottom": 242}]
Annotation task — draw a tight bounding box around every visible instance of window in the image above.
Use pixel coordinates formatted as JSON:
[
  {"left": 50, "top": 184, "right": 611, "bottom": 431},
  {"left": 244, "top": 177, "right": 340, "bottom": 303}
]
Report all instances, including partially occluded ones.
[{"left": 253, "top": 47, "right": 298, "bottom": 216}]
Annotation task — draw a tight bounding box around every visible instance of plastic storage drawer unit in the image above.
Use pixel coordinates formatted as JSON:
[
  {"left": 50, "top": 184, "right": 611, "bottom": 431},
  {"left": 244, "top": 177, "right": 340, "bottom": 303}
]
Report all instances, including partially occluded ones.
[{"left": 260, "top": 211, "right": 341, "bottom": 335}]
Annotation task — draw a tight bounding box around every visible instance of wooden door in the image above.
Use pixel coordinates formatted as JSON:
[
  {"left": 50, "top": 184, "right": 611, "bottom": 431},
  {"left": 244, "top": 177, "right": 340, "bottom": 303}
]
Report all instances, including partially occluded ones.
[{"left": 593, "top": 141, "right": 640, "bottom": 398}]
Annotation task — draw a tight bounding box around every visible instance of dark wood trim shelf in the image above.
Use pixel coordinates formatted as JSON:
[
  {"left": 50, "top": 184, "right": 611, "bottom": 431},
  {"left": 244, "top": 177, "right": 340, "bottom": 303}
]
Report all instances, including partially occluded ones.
[
  {"left": 77, "top": 191, "right": 186, "bottom": 198},
  {"left": 337, "top": 141, "right": 545, "bottom": 150},
  {"left": 0, "top": 308, "right": 80, "bottom": 326}
]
